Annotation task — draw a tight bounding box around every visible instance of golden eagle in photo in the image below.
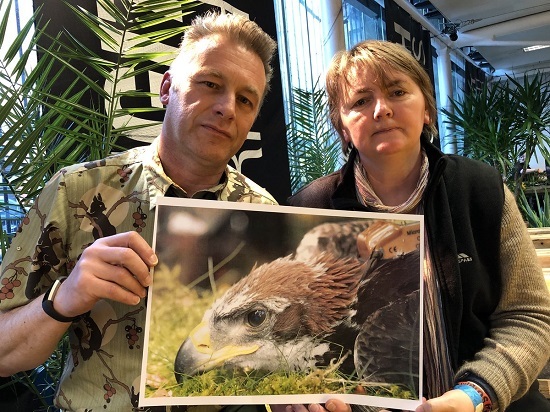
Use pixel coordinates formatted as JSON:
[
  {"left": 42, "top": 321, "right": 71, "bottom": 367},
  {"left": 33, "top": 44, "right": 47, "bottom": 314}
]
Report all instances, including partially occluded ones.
[{"left": 174, "top": 220, "right": 421, "bottom": 392}]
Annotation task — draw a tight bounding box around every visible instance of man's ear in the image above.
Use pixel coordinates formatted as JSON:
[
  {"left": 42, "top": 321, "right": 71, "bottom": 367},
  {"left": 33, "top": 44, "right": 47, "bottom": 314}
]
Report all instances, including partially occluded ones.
[{"left": 160, "top": 71, "right": 172, "bottom": 106}]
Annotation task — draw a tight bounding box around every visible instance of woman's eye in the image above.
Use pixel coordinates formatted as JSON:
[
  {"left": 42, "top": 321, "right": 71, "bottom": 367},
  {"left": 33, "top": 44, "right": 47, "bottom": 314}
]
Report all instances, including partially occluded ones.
[
  {"left": 247, "top": 309, "right": 266, "bottom": 327},
  {"left": 353, "top": 98, "right": 367, "bottom": 107}
]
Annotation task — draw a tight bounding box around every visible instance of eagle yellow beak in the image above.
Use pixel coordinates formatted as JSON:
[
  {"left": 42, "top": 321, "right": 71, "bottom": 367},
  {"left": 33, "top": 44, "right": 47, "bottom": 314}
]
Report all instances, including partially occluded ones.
[
  {"left": 187, "top": 321, "right": 260, "bottom": 369},
  {"left": 189, "top": 322, "right": 212, "bottom": 354}
]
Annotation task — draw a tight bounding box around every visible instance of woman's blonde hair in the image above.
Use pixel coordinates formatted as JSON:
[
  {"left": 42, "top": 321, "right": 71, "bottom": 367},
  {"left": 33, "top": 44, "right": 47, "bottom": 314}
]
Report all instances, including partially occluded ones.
[{"left": 325, "top": 40, "right": 438, "bottom": 154}]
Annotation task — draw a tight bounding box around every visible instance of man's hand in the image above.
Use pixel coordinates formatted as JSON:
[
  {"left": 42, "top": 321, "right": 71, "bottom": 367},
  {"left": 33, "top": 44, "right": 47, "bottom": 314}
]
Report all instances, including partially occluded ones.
[{"left": 53, "top": 232, "right": 157, "bottom": 318}]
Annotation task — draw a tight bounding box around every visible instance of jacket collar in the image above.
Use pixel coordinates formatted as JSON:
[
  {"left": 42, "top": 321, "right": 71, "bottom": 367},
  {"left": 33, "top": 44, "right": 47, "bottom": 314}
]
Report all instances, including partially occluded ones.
[{"left": 331, "top": 137, "right": 448, "bottom": 210}]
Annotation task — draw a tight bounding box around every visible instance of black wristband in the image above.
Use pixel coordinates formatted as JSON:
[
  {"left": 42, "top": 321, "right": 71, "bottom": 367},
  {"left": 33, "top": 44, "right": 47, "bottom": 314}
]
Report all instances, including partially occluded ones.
[{"left": 42, "top": 278, "right": 84, "bottom": 322}]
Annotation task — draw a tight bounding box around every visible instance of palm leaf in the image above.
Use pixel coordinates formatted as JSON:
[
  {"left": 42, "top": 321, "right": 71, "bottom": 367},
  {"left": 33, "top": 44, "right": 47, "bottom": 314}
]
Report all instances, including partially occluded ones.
[
  {"left": 1, "top": 0, "right": 202, "bottom": 405},
  {"left": 519, "top": 189, "right": 550, "bottom": 228},
  {"left": 441, "top": 72, "right": 550, "bottom": 200},
  {"left": 287, "top": 80, "right": 344, "bottom": 192},
  {"left": 1, "top": 0, "right": 200, "bottom": 208}
]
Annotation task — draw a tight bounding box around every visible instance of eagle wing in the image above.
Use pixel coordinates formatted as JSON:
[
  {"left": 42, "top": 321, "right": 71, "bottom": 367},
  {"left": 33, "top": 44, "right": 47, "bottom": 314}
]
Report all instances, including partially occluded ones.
[
  {"left": 353, "top": 251, "right": 421, "bottom": 394},
  {"left": 354, "top": 289, "right": 420, "bottom": 393},
  {"left": 355, "top": 251, "right": 420, "bottom": 323}
]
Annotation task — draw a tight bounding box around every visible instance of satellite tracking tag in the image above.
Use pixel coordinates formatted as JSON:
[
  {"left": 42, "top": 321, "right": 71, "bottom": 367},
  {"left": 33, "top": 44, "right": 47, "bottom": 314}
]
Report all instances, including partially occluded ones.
[{"left": 357, "top": 221, "right": 421, "bottom": 260}]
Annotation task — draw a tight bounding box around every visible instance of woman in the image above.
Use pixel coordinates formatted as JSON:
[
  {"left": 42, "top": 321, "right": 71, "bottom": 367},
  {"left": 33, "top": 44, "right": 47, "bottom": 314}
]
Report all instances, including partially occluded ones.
[{"left": 287, "top": 40, "right": 550, "bottom": 412}]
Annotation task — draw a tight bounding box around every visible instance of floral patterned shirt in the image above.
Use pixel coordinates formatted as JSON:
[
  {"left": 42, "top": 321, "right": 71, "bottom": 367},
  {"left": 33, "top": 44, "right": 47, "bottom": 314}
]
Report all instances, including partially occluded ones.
[{"left": 0, "top": 138, "right": 276, "bottom": 411}]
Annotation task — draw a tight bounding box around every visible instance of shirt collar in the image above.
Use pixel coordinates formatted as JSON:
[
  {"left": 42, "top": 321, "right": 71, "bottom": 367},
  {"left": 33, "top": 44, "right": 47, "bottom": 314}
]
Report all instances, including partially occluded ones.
[{"left": 142, "top": 137, "right": 229, "bottom": 209}]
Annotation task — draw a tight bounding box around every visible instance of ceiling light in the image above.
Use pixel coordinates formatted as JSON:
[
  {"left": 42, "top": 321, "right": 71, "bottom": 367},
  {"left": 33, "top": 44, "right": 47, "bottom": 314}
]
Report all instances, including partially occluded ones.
[{"left": 523, "top": 45, "right": 550, "bottom": 52}]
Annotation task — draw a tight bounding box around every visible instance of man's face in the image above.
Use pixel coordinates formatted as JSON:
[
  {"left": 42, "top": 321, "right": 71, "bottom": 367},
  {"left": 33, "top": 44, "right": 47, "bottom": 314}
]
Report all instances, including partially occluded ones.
[{"left": 159, "top": 35, "right": 266, "bottom": 173}]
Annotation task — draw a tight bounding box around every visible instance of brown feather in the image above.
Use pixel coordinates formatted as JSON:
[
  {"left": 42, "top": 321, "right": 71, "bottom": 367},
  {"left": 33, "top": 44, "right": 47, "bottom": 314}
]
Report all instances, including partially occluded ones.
[{"left": 223, "top": 253, "right": 367, "bottom": 336}]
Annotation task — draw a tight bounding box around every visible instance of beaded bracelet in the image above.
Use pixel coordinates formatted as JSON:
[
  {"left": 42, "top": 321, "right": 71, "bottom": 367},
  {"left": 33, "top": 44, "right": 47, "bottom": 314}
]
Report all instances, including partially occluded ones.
[
  {"left": 454, "top": 384, "right": 483, "bottom": 412},
  {"left": 456, "top": 380, "right": 493, "bottom": 412}
]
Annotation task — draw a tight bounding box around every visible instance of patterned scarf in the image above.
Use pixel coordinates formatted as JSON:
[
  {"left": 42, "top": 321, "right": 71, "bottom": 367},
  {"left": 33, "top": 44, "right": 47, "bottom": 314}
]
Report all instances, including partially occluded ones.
[
  {"left": 353, "top": 149, "right": 454, "bottom": 398},
  {"left": 354, "top": 150, "right": 429, "bottom": 214}
]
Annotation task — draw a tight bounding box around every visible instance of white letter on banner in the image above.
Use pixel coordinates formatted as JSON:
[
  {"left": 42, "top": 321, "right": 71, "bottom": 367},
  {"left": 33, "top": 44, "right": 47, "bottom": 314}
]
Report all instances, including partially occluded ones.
[
  {"left": 412, "top": 38, "right": 425, "bottom": 66},
  {"left": 393, "top": 22, "right": 411, "bottom": 48},
  {"left": 231, "top": 132, "right": 263, "bottom": 173}
]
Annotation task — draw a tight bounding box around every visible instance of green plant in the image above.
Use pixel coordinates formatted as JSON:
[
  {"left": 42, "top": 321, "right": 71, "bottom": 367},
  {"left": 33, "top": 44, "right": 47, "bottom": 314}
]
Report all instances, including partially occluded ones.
[
  {"left": 0, "top": 0, "right": 199, "bottom": 407},
  {"left": 286, "top": 80, "right": 344, "bottom": 193},
  {"left": 0, "top": 0, "right": 199, "bottom": 250},
  {"left": 442, "top": 72, "right": 550, "bottom": 201},
  {"left": 519, "top": 188, "right": 550, "bottom": 228},
  {"left": 443, "top": 79, "right": 519, "bottom": 178}
]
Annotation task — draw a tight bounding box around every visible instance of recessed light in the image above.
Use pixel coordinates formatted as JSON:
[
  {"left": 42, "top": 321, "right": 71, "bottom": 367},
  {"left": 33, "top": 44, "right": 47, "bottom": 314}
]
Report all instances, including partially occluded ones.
[{"left": 523, "top": 45, "right": 550, "bottom": 52}]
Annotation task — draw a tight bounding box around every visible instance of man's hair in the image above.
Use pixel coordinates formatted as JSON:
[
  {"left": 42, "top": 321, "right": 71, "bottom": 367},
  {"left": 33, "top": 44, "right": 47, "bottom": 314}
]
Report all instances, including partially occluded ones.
[
  {"left": 325, "top": 40, "right": 438, "bottom": 154},
  {"left": 171, "top": 11, "right": 277, "bottom": 95}
]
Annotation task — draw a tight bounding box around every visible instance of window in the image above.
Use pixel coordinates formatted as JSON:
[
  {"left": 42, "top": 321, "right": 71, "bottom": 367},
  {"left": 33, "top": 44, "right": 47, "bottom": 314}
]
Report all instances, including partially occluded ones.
[
  {"left": 343, "top": 0, "right": 384, "bottom": 47},
  {"left": 273, "top": 0, "right": 325, "bottom": 106}
]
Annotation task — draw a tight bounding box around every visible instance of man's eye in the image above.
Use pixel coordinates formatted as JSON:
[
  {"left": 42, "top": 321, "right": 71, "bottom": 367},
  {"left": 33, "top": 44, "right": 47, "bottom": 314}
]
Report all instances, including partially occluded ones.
[
  {"left": 353, "top": 98, "right": 367, "bottom": 108},
  {"left": 203, "top": 81, "right": 217, "bottom": 88},
  {"left": 238, "top": 96, "right": 253, "bottom": 107}
]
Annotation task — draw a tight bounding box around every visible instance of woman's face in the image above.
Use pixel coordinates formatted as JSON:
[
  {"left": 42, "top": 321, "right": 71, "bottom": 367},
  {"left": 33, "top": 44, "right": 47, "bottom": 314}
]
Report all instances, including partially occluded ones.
[{"left": 338, "top": 66, "right": 430, "bottom": 163}]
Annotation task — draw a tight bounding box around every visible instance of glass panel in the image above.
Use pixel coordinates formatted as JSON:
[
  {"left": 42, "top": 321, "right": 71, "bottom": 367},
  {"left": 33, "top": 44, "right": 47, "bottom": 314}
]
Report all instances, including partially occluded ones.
[{"left": 343, "top": 0, "right": 385, "bottom": 47}]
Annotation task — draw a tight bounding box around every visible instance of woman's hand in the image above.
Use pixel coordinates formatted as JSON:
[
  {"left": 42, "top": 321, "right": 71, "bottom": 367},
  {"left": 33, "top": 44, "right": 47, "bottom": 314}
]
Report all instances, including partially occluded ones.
[
  {"left": 270, "top": 399, "right": 351, "bottom": 412},
  {"left": 309, "top": 400, "right": 352, "bottom": 412},
  {"left": 415, "top": 389, "right": 475, "bottom": 412}
]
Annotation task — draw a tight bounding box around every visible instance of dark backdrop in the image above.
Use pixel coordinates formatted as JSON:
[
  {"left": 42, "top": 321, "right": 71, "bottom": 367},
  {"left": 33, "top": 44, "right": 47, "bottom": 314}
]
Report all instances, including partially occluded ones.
[{"left": 385, "top": 0, "right": 435, "bottom": 86}]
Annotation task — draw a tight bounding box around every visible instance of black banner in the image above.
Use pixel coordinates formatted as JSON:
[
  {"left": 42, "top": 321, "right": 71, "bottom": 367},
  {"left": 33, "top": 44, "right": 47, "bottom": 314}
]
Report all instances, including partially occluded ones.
[
  {"left": 384, "top": 0, "right": 434, "bottom": 86},
  {"left": 465, "top": 60, "right": 486, "bottom": 93},
  {"left": 32, "top": 0, "right": 290, "bottom": 203}
]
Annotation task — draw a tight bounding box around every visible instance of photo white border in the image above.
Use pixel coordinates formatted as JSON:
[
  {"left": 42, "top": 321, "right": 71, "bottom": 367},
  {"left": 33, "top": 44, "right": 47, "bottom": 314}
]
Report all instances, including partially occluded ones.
[{"left": 140, "top": 197, "right": 424, "bottom": 410}]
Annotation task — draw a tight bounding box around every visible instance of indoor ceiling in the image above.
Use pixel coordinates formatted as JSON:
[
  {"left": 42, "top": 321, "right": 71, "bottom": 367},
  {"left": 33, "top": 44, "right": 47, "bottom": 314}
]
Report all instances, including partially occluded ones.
[{"left": 412, "top": 0, "right": 550, "bottom": 77}]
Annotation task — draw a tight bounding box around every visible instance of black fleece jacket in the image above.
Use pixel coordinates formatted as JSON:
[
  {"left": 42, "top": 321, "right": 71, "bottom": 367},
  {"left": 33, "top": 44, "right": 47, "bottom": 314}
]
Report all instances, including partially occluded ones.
[{"left": 287, "top": 140, "right": 549, "bottom": 411}]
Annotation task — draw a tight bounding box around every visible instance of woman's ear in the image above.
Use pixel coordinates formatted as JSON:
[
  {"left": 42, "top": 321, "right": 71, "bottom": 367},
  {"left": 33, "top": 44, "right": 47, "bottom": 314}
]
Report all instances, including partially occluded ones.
[
  {"left": 159, "top": 72, "right": 172, "bottom": 106},
  {"left": 424, "top": 110, "right": 430, "bottom": 125},
  {"left": 342, "top": 128, "right": 351, "bottom": 143}
]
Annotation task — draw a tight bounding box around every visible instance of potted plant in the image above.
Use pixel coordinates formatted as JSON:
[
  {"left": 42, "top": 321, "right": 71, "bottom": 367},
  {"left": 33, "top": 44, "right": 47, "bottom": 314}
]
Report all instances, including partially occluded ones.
[{"left": 441, "top": 71, "right": 550, "bottom": 225}]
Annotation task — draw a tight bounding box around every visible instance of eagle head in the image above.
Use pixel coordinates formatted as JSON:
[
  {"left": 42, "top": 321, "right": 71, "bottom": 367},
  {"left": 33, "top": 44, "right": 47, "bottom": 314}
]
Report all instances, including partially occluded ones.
[{"left": 174, "top": 253, "right": 368, "bottom": 383}]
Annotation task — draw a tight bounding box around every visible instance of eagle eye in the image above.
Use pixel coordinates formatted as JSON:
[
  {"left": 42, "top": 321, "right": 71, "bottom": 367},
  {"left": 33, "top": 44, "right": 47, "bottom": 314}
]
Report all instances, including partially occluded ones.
[{"left": 247, "top": 309, "right": 266, "bottom": 327}]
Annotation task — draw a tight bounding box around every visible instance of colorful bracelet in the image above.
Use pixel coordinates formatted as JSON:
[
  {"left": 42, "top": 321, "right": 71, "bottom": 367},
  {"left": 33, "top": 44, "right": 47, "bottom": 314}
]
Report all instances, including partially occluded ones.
[
  {"left": 454, "top": 384, "right": 483, "bottom": 412},
  {"left": 456, "top": 380, "right": 493, "bottom": 412}
]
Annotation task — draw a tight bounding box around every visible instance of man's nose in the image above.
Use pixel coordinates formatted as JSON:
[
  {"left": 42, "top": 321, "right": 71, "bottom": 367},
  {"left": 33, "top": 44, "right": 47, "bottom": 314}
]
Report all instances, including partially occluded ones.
[{"left": 214, "top": 94, "right": 236, "bottom": 119}]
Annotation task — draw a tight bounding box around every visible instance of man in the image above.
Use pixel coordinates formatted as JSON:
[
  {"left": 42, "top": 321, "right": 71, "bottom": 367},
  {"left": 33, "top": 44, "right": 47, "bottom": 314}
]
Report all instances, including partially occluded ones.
[
  {"left": 0, "top": 11, "right": 277, "bottom": 411},
  {"left": 0, "top": 10, "right": 353, "bottom": 412}
]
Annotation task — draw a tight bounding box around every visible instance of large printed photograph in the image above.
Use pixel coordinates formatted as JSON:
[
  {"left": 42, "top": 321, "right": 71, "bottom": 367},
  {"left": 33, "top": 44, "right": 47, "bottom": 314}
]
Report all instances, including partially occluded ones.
[{"left": 140, "top": 197, "right": 424, "bottom": 410}]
